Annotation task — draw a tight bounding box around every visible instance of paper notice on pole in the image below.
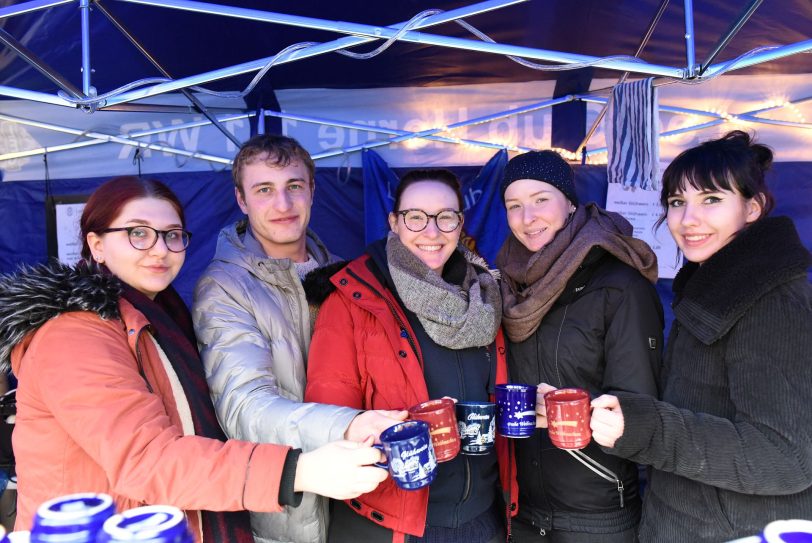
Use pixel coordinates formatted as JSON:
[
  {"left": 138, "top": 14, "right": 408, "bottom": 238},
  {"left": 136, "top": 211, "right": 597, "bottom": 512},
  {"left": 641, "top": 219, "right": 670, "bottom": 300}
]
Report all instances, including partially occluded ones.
[
  {"left": 605, "top": 183, "right": 680, "bottom": 279},
  {"left": 55, "top": 202, "right": 85, "bottom": 266}
]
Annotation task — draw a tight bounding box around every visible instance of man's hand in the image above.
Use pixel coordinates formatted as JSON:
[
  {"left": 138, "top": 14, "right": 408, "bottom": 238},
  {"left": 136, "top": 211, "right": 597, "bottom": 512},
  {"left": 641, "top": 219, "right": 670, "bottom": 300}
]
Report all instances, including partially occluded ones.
[
  {"left": 295, "top": 437, "right": 388, "bottom": 499},
  {"left": 345, "top": 409, "right": 408, "bottom": 443}
]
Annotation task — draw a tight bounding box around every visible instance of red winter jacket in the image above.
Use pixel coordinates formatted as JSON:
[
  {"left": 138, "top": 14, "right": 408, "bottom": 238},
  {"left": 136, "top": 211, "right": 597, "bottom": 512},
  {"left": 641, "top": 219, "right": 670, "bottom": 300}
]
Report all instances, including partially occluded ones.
[{"left": 305, "top": 255, "right": 518, "bottom": 543}]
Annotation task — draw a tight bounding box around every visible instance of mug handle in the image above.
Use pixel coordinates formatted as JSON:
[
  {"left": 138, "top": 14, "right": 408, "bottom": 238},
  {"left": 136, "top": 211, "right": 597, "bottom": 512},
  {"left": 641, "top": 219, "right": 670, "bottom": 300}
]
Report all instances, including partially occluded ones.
[{"left": 372, "top": 444, "right": 388, "bottom": 469}]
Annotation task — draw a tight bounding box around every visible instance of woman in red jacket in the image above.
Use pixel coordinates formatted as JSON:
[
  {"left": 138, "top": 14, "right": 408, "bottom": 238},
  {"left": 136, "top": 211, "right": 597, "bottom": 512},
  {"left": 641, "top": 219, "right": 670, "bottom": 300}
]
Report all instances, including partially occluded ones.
[
  {"left": 306, "top": 169, "right": 517, "bottom": 543},
  {"left": 0, "top": 177, "right": 388, "bottom": 542}
]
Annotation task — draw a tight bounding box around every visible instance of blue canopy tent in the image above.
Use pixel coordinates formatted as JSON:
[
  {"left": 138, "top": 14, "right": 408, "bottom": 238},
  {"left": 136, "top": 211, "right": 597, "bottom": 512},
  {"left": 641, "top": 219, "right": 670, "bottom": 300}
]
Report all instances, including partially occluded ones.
[{"left": 0, "top": 0, "right": 810, "bottom": 316}]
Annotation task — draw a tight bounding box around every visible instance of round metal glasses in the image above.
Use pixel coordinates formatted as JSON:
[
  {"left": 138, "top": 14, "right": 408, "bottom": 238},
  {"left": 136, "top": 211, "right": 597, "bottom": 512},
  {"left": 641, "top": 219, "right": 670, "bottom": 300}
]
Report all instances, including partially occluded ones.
[
  {"left": 100, "top": 226, "right": 192, "bottom": 253},
  {"left": 396, "top": 209, "right": 462, "bottom": 233}
]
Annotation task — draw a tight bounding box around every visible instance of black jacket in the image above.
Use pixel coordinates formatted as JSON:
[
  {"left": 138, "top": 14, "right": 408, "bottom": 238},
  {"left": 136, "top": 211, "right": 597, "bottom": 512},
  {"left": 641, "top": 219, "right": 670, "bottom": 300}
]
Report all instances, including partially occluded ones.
[
  {"left": 507, "top": 248, "right": 663, "bottom": 535},
  {"left": 611, "top": 217, "right": 812, "bottom": 543}
]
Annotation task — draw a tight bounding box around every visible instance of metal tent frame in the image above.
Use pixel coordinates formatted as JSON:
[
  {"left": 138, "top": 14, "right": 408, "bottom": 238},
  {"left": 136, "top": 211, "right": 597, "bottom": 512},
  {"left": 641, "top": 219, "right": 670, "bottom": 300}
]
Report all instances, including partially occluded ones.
[{"left": 0, "top": 0, "right": 810, "bottom": 167}]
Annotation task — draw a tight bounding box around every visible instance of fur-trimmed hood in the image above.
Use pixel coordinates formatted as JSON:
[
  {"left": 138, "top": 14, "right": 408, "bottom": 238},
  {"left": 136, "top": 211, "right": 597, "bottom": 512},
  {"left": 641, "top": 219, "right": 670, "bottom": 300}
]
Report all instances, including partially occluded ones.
[{"left": 0, "top": 261, "right": 122, "bottom": 372}]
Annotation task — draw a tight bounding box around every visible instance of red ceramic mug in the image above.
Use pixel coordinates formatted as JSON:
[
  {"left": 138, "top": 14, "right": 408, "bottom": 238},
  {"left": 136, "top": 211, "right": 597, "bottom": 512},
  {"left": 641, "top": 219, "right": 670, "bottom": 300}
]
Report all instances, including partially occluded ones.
[
  {"left": 408, "top": 398, "right": 461, "bottom": 462},
  {"left": 544, "top": 388, "right": 592, "bottom": 450}
]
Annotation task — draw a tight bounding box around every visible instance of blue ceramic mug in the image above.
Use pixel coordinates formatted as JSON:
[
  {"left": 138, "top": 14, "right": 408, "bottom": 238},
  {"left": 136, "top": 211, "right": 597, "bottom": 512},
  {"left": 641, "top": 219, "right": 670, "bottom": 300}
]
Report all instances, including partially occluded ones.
[
  {"left": 495, "top": 383, "right": 538, "bottom": 438},
  {"left": 455, "top": 401, "right": 496, "bottom": 455},
  {"left": 98, "top": 505, "right": 193, "bottom": 543},
  {"left": 31, "top": 493, "right": 115, "bottom": 543},
  {"left": 375, "top": 420, "right": 438, "bottom": 490}
]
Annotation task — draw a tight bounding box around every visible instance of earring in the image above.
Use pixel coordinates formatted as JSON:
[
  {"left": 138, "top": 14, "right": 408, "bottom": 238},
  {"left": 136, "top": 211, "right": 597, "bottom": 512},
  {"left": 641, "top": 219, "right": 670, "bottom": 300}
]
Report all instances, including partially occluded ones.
[{"left": 94, "top": 255, "right": 104, "bottom": 264}]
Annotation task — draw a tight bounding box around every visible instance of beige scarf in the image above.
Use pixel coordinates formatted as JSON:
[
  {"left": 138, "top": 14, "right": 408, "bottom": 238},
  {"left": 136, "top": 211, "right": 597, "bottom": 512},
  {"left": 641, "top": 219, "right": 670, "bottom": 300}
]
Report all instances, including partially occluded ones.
[{"left": 497, "top": 203, "right": 658, "bottom": 342}]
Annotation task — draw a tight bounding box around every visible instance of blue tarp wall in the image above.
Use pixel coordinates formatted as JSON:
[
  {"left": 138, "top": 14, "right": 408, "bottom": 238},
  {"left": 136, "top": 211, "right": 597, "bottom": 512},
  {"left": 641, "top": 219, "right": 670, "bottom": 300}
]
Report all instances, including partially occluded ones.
[{"left": 1, "top": 152, "right": 810, "bottom": 337}]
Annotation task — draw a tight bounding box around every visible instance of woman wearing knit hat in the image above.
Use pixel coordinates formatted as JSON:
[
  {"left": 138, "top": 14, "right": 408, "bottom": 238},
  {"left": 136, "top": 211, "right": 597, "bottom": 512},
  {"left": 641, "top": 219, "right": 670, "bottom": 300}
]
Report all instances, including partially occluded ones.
[{"left": 496, "top": 150, "right": 663, "bottom": 542}]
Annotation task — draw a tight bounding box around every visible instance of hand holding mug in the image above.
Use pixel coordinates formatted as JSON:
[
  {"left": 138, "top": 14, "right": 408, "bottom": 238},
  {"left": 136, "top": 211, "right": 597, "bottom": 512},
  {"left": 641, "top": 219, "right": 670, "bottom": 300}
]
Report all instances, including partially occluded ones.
[
  {"left": 589, "top": 394, "right": 625, "bottom": 448},
  {"left": 345, "top": 409, "right": 409, "bottom": 443},
  {"left": 535, "top": 382, "right": 558, "bottom": 428},
  {"left": 295, "top": 437, "right": 388, "bottom": 500}
]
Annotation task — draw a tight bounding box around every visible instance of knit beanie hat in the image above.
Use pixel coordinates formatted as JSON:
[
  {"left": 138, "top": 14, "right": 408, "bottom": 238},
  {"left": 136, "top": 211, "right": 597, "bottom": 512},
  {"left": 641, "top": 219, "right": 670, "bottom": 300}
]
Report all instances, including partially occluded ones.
[{"left": 501, "top": 150, "right": 578, "bottom": 206}]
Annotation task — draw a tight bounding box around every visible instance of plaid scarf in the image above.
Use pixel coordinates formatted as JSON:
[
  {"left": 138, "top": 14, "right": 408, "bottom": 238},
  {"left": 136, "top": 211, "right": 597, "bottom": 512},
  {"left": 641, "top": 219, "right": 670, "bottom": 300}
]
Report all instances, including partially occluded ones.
[{"left": 121, "top": 285, "right": 254, "bottom": 543}]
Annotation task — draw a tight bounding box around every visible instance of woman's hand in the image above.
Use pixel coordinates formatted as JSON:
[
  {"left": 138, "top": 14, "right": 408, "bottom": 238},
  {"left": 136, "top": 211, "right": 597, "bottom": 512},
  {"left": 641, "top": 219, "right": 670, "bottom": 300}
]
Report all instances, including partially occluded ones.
[
  {"left": 590, "top": 395, "right": 625, "bottom": 448},
  {"left": 535, "top": 382, "right": 558, "bottom": 428},
  {"left": 294, "top": 436, "right": 388, "bottom": 499},
  {"left": 345, "top": 409, "right": 408, "bottom": 443}
]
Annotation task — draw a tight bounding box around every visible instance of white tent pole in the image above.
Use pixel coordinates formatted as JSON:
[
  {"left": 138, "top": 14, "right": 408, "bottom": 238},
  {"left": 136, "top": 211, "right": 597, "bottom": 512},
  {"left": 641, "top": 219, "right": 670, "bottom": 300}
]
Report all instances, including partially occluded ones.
[
  {"left": 103, "top": 0, "right": 684, "bottom": 107},
  {"left": 0, "top": 112, "right": 234, "bottom": 164},
  {"left": 307, "top": 96, "right": 575, "bottom": 160},
  {"left": 95, "top": 1, "right": 242, "bottom": 147},
  {"left": 577, "top": 0, "right": 671, "bottom": 156},
  {"left": 581, "top": 94, "right": 812, "bottom": 128},
  {"left": 116, "top": 0, "right": 684, "bottom": 74},
  {"left": 79, "top": 0, "right": 93, "bottom": 96},
  {"left": 95, "top": 0, "right": 529, "bottom": 107},
  {"left": 583, "top": 95, "right": 812, "bottom": 157},
  {"left": 0, "top": 85, "right": 74, "bottom": 106},
  {"left": 701, "top": 39, "right": 812, "bottom": 77},
  {"left": 0, "top": 112, "right": 253, "bottom": 161},
  {"left": 684, "top": 0, "right": 697, "bottom": 78},
  {"left": 698, "top": 0, "right": 763, "bottom": 75},
  {"left": 264, "top": 97, "right": 571, "bottom": 152},
  {"left": 0, "top": 0, "right": 518, "bottom": 109},
  {"left": 0, "top": 28, "right": 84, "bottom": 99},
  {"left": 579, "top": 96, "right": 725, "bottom": 119},
  {"left": 0, "top": 0, "right": 72, "bottom": 20}
]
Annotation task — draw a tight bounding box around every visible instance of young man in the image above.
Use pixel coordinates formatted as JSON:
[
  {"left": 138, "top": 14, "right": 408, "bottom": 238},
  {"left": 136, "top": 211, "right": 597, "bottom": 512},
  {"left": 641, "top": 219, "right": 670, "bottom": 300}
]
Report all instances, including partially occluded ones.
[{"left": 193, "top": 135, "right": 402, "bottom": 543}]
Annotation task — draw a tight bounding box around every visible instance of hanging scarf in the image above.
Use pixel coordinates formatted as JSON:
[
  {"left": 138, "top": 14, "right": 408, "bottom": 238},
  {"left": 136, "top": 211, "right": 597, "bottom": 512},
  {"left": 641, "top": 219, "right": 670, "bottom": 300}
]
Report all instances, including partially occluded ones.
[
  {"left": 496, "top": 203, "right": 658, "bottom": 343},
  {"left": 386, "top": 232, "right": 502, "bottom": 349},
  {"left": 120, "top": 284, "right": 254, "bottom": 543}
]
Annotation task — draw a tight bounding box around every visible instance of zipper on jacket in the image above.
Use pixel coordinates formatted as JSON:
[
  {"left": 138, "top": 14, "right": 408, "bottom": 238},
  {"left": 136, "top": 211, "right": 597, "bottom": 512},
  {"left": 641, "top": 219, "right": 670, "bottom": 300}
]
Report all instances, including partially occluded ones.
[
  {"left": 566, "top": 449, "right": 625, "bottom": 509},
  {"left": 461, "top": 457, "right": 472, "bottom": 502},
  {"left": 454, "top": 349, "right": 474, "bottom": 510},
  {"left": 345, "top": 268, "right": 422, "bottom": 365},
  {"left": 133, "top": 327, "right": 154, "bottom": 394},
  {"left": 552, "top": 305, "right": 569, "bottom": 387}
]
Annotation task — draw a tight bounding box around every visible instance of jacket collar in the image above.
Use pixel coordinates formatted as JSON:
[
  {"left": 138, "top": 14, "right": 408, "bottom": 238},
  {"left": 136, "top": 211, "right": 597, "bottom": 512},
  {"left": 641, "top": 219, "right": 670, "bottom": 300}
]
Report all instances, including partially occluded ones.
[
  {"left": 0, "top": 261, "right": 123, "bottom": 372},
  {"left": 214, "top": 220, "right": 337, "bottom": 277},
  {"left": 673, "top": 216, "right": 811, "bottom": 344},
  {"left": 331, "top": 256, "right": 429, "bottom": 400}
]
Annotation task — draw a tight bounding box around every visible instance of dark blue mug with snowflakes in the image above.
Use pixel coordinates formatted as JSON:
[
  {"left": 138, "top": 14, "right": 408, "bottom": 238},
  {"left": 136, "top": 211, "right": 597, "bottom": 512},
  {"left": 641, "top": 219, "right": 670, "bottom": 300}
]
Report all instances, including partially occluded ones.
[{"left": 495, "top": 384, "right": 537, "bottom": 438}]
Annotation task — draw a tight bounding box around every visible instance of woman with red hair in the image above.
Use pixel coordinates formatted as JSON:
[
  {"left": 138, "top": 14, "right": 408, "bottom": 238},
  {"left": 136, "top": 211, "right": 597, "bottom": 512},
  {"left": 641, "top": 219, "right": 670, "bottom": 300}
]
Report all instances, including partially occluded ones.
[{"left": 0, "top": 176, "right": 387, "bottom": 542}]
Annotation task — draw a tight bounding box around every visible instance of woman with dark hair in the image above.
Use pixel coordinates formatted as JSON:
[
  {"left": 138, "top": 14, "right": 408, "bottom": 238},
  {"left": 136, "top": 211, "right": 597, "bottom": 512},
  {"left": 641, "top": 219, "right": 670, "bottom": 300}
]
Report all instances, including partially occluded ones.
[
  {"left": 590, "top": 131, "right": 812, "bottom": 542},
  {"left": 305, "top": 169, "right": 517, "bottom": 542},
  {"left": 0, "top": 176, "right": 388, "bottom": 542},
  {"left": 496, "top": 150, "right": 663, "bottom": 542}
]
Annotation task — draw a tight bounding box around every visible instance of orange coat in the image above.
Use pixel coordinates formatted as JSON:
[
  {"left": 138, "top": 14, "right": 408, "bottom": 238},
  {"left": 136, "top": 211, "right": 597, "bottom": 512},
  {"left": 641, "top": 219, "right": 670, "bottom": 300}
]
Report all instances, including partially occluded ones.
[{"left": 11, "top": 298, "right": 290, "bottom": 541}]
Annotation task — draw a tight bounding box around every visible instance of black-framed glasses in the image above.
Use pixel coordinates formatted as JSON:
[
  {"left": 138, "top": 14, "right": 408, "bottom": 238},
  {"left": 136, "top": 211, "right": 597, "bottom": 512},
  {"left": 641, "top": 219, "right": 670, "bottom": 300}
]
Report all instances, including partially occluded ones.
[
  {"left": 100, "top": 226, "right": 192, "bottom": 253},
  {"left": 397, "top": 209, "right": 462, "bottom": 233}
]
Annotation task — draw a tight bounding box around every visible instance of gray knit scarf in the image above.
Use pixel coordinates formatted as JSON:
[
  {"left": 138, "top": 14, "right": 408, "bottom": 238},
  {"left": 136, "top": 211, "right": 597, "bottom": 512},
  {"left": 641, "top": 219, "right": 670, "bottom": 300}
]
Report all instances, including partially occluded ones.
[
  {"left": 386, "top": 233, "right": 502, "bottom": 350},
  {"left": 497, "top": 203, "right": 658, "bottom": 343}
]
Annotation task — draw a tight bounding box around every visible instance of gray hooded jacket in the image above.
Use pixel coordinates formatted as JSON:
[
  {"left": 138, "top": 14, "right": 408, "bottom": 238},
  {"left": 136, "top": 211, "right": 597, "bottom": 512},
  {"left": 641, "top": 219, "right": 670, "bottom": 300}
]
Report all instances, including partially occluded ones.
[{"left": 193, "top": 220, "right": 359, "bottom": 543}]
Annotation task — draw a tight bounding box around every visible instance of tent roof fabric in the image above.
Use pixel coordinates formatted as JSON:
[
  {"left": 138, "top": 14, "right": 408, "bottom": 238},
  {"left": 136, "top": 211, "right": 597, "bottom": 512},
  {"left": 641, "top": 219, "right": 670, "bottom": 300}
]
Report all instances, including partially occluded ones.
[{"left": 1, "top": 0, "right": 810, "bottom": 98}]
